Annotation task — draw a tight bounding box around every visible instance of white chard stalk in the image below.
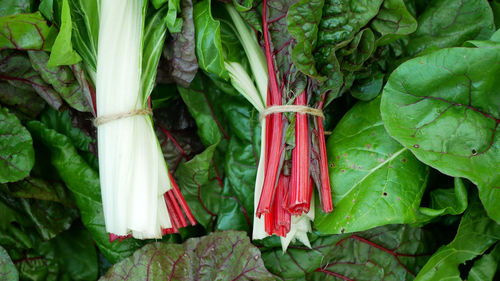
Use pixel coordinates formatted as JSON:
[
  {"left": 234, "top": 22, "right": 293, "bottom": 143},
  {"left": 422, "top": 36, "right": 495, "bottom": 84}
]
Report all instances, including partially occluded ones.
[{"left": 96, "top": 0, "right": 172, "bottom": 238}]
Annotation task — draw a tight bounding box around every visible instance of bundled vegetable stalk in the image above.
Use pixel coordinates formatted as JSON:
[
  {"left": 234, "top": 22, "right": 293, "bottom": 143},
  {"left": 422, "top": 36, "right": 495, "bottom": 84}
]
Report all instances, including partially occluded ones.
[
  {"left": 224, "top": 2, "right": 332, "bottom": 249},
  {"left": 95, "top": 0, "right": 195, "bottom": 239}
]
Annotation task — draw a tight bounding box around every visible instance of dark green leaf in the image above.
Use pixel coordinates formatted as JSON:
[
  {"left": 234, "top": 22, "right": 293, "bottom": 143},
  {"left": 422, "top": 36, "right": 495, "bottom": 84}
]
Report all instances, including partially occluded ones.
[
  {"left": 407, "top": 0, "right": 495, "bottom": 55},
  {"left": 101, "top": 231, "right": 275, "bottom": 281},
  {"left": 0, "top": 81, "right": 45, "bottom": 118},
  {"left": 262, "top": 225, "right": 430, "bottom": 280},
  {"left": 163, "top": 0, "right": 198, "bottom": 87},
  {"left": 5, "top": 177, "right": 75, "bottom": 208},
  {"left": 39, "top": 0, "right": 54, "bottom": 21},
  {"left": 47, "top": 0, "right": 82, "bottom": 67},
  {"left": 415, "top": 200, "right": 500, "bottom": 280},
  {"left": 0, "top": 12, "right": 52, "bottom": 51},
  {"left": 28, "top": 51, "right": 90, "bottom": 112},
  {"left": 0, "top": 107, "right": 34, "bottom": 183},
  {"left": 316, "top": 97, "right": 428, "bottom": 234},
  {"left": 287, "top": 0, "right": 324, "bottom": 79},
  {"left": 417, "top": 177, "right": 468, "bottom": 221},
  {"left": 193, "top": 0, "right": 228, "bottom": 79},
  {"left": 175, "top": 144, "right": 220, "bottom": 229},
  {"left": 0, "top": 51, "right": 63, "bottom": 109},
  {"left": 51, "top": 226, "right": 98, "bottom": 281},
  {"left": 26, "top": 121, "right": 144, "bottom": 263},
  {"left": 350, "top": 71, "right": 384, "bottom": 101},
  {"left": 381, "top": 47, "right": 500, "bottom": 223},
  {"left": 0, "top": 245, "right": 18, "bottom": 281}
]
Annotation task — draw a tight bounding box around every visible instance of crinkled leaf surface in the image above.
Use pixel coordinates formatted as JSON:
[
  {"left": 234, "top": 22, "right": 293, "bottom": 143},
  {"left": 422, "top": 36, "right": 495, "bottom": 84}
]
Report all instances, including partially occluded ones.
[
  {"left": 407, "top": 0, "right": 495, "bottom": 55},
  {"left": 262, "top": 224, "right": 430, "bottom": 280},
  {"left": 0, "top": 245, "right": 18, "bottom": 281},
  {"left": 101, "top": 231, "right": 275, "bottom": 281},
  {"left": 0, "top": 107, "right": 34, "bottom": 183},
  {"left": 28, "top": 51, "right": 90, "bottom": 112},
  {"left": 0, "top": 12, "right": 52, "bottom": 51},
  {"left": 5, "top": 177, "right": 75, "bottom": 208},
  {"left": 0, "top": 0, "right": 32, "bottom": 17},
  {"left": 381, "top": 47, "right": 500, "bottom": 223},
  {"left": 164, "top": 0, "right": 198, "bottom": 87},
  {"left": 316, "top": 97, "right": 428, "bottom": 234},
  {"left": 415, "top": 200, "right": 500, "bottom": 280},
  {"left": 26, "top": 121, "right": 144, "bottom": 263}
]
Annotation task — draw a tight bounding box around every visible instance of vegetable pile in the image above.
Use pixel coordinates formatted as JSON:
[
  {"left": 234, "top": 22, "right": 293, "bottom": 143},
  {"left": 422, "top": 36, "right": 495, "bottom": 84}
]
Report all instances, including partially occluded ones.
[{"left": 0, "top": 0, "right": 499, "bottom": 280}]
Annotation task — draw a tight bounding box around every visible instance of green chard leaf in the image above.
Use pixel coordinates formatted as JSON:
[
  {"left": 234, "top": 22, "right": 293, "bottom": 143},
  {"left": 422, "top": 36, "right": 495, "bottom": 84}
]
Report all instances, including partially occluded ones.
[
  {"left": 0, "top": 107, "right": 34, "bottom": 183},
  {"left": 417, "top": 177, "right": 468, "bottom": 221},
  {"left": 4, "top": 177, "right": 75, "bottom": 208},
  {"left": 468, "top": 243, "right": 500, "bottom": 281},
  {"left": 193, "top": 0, "right": 227, "bottom": 79},
  {"left": 0, "top": 0, "right": 32, "bottom": 16},
  {"left": 407, "top": 0, "right": 495, "bottom": 55},
  {"left": 381, "top": 46, "right": 500, "bottom": 223},
  {"left": 262, "top": 224, "right": 431, "bottom": 280},
  {"left": 101, "top": 231, "right": 275, "bottom": 281},
  {"left": 0, "top": 245, "right": 18, "bottom": 281},
  {"left": 0, "top": 51, "right": 63, "bottom": 109},
  {"left": 0, "top": 12, "right": 52, "bottom": 51},
  {"left": 415, "top": 199, "right": 500, "bottom": 280},
  {"left": 287, "top": 0, "right": 324, "bottom": 79},
  {"left": 371, "top": 0, "right": 417, "bottom": 46},
  {"left": 316, "top": 97, "right": 428, "bottom": 234},
  {"left": 0, "top": 81, "right": 45, "bottom": 118},
  {"left": 47, "top": 0, "right": 82, "bottom": 67},
  {"left": 166, "top": 0, "right": 183, "bottom": 33},
  {"left": 26, "top": 121, "right": 144, "bottom": 263},
  {"left": 175, "top": 144, "right": 220, "bottom": 230},
  {"left": 28, "top": 51, "right": 90, "bottom": 112}
]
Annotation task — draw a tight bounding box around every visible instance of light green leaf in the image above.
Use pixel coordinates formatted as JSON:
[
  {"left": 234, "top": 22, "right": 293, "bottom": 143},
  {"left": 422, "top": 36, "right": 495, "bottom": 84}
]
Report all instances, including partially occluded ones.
[
  {"left": 316, "top": 97, "right": 428, "bottom": 234},
  {"left": 468, "top": 243, "right": 500, "bottom": 281},
  {"left": 381, "top": 47, "right": 500, "bottom": 223},
  {"left": 47, "top": 0, "right": 82, "bottom": 67},
  {"left": 0, "top": 245, "right": 18, "bottom": 281},
  {"left": 0, "top": 12, "right": 52, "bottom": 51},
  {"left": 193, "top": 0, "right": 227, "bottom": 79}
]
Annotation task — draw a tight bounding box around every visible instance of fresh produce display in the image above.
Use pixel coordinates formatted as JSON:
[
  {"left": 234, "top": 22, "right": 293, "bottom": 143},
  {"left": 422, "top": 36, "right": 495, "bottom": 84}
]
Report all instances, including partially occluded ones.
[{"left": 0, "top": 0, "right": 499, "bottom": 280}]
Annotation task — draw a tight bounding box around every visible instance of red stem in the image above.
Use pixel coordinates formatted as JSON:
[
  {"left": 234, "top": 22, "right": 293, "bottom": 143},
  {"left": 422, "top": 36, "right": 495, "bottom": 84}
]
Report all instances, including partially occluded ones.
[
  {"left": 316, "top": 92, "right": 333, "bottom": 212},
  {"left": 288, "top": 91, "right": 310, "bottom": 215},
  {"left": 160, "top": 126, "right": 188, "bottom": 160},
  {"left": 273, "top": 174, "right": 291, "bottom": 237},
  {"left": 257, "top": 0, "right": 284, "bottom": 217},
  {"left": 167, "top": 190, "right": 188, "bottom": 228},
  {"left": 168, "top": 171, "right": 197, "bottom": 225}
]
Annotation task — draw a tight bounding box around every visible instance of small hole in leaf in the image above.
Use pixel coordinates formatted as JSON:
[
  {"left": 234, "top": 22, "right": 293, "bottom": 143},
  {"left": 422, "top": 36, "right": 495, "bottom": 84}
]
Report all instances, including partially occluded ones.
[
  {"left": 471, "top": 149, "right": 477, "bottom": 155},
  {"left": 413, "top": 144, "right": 420, "bottom": 148},
  {"left": 401, "top": 158, "right": 407, "bottom": 163},
  {"left": 340, "top": 227, "right": 346, "bottom": 234},
  {"left": 330, "top": 162, "right": 335, "bottom": 168},
  {"left": 383, "top": 192, "right": 388, "bottom": 197}
]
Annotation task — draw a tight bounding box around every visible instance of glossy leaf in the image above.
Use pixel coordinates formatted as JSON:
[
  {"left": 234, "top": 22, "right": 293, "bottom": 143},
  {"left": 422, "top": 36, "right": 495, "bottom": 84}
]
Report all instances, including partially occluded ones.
[
  {"left": 0, "top": 107, "right": 34, "bottom": 183},
  {"left": 371, "top": 0, "right": 417, "bottom": 46},
  {"left": 193, "top": 0, "right": 227, "bottom": 79},
  {"left": 26, "top": 121, "right": 144, "bottom": 263},
  {"left": 102, "top": 231, "right": 275, "bottom": 281},
  {"left": 407, "top": 0, "right": 495, "bottom": 55},
  {"left": 287, "top": 0, "right": 324, "bottom": 79},
  {"left": 262, "top": 224, "right": 430, "bottom": 280},
  {"left": 0, "top": 245, "right": 18, "bottom": 281},
  {"left": 468, "top": 243, "right": 500, "bottom": 281},
  {"left": 47, "top": 0, "right": 82, "bottom": 67},
  {"left": 0, "top": 12, "right": 52, "bottom": 51},
  {"left": 381, "top": 47, "right": 500, "bottom": 222},
  {"left": 316, "top": 97, "right": 428, "bottom": 234},
  {"left": 415, "top": 200, "right": 500, "bottom": 280},
  {"left": 28, "top": 51, "right": 90, "bottom": 112},
  {"left": 417, "top": 178, "right": 468, "bottom": 221}
]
